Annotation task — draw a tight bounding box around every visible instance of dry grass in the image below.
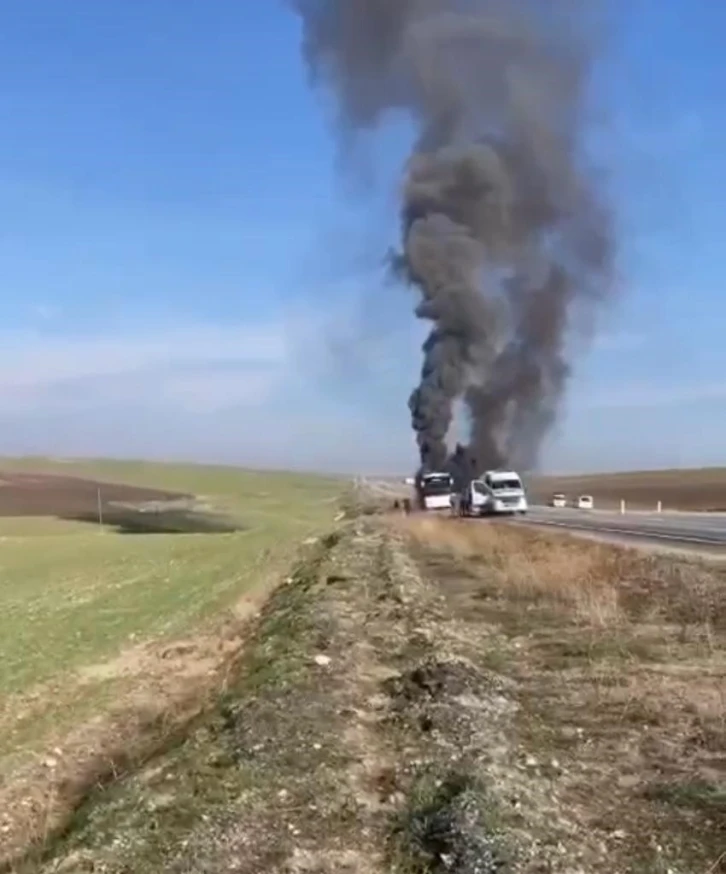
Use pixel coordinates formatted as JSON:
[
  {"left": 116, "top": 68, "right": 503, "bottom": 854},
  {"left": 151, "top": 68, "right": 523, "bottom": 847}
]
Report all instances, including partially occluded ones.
[
  {"left": 400, "top": 514, "right": 726, "bottom": 871},
  {"left": 400, "top": 516, "right": 624, "bottom": 628},
  {"left": 401, "top": 514, "right": 726, "bottom": 631}
]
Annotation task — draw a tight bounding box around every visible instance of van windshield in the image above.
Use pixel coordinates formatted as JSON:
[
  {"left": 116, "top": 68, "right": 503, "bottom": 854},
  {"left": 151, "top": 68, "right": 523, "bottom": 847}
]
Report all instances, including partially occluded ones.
[{"left": 491, "top": 478, "right": 521, "bottom": 491}]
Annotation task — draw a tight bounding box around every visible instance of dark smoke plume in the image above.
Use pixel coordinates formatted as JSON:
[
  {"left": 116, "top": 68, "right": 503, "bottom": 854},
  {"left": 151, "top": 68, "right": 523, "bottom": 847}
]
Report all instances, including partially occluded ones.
[{"left": 288, "top": 0, "right": 614, "bottom": 481}]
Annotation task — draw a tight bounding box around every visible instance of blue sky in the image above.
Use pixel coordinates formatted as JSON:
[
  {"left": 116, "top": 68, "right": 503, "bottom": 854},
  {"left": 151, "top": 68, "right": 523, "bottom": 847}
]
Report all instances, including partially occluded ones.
[{"left": 0, "top": 1, "right": 724, "bottom": 474}]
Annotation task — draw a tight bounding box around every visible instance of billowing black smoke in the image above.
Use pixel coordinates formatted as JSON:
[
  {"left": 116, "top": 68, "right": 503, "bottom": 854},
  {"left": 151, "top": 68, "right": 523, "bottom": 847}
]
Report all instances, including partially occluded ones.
[{"left": 288, "top": 0, "right": 614, "bottom": 480}]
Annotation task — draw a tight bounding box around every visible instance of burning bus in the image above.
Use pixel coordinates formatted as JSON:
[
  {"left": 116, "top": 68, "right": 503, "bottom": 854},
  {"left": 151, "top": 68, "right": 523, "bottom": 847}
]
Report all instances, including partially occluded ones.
[{"left": 414, "top": 470, "right": 454, "bottom": 511}]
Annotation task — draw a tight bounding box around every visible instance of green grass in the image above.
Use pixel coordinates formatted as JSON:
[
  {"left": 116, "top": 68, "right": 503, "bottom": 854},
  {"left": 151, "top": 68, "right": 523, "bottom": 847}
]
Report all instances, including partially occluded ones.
[
  {"left": 27, "top": 530, "right": 350, "bottom": 873},
  {"left": 0, "top": 455, "right": 343, "bottom": 522},
  {"left": 3, "top": 530, "right": 271, "bottom": 696},
  {"left": 0, "top": 457, "right": 343, "bottom": 722},
  {"left": 0, "top": 516, "right": 92, "bottom": 537}
]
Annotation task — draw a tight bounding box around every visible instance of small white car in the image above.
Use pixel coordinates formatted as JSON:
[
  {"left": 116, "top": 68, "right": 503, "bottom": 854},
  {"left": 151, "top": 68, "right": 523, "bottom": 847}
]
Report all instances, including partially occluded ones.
[
  {"left": 550, "top": 493, "right": 567, "bottom": 508},
  {"left": 576, "top": 494, "right": 594, "bottom": 510}
]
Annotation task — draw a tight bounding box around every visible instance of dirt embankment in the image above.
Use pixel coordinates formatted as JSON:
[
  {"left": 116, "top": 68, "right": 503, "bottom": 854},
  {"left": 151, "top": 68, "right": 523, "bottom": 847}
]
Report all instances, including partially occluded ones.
[{"left": 15, "top": 515, "right": 726, "bottom": 873}]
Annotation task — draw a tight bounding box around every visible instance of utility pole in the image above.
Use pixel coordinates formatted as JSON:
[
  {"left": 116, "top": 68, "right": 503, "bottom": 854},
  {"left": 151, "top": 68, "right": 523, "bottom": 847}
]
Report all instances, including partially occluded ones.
[{"left": 97, "top": 486, "right": 104, "bottom": 531}]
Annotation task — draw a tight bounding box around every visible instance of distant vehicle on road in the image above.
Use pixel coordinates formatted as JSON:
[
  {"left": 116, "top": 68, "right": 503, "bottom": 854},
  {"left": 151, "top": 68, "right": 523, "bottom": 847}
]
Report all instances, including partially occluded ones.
[
  {"left": 550, "top": 493, "right": 567, "bottom": 508},
  {"left": 415, "top": 471, "right": 454, "bottom": 511},
  {"left": 459, "top": 470, "right": 528, "bottom": 517},
  {"left": 576, "top": 494, "right": 594, "bottom": 510}
]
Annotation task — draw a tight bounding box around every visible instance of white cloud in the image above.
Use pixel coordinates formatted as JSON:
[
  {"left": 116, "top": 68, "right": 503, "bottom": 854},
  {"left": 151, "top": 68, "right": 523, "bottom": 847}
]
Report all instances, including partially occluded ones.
[
  {"left": 0, "top": 321, "right": 297, "bottom": 412},
  {"left": 584, "top": 380, "right": 726, "bottom": 410},
  {"left": 3, "top": 314, "right": 720, "bottom": 474},
  {"left": 591, "top": 331, "right": 645, "bottom": 353},
  {"left": 0, "top": 324, "right": 285, "bottom": 389},
  {"left": 622, "top": 111, "right": 705, "bottom": 154},
  {"left": 158, "top": 369, "right": 279, "bottom": 413},
  {"left": 31, "top": 303, "right": 61, "bottom": 321},
  {"left": 0, "top": 310, "right": 421, "bottom": 472}
]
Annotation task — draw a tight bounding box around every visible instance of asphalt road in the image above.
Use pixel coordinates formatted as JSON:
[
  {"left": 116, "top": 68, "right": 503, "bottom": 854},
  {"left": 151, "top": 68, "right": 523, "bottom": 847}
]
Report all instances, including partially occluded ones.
[
  {"left": 518, "top": 506, "right": 726, "bottom": 551},
  {"left": 358, "top": 478, "right": 726, "bottom": 553}
]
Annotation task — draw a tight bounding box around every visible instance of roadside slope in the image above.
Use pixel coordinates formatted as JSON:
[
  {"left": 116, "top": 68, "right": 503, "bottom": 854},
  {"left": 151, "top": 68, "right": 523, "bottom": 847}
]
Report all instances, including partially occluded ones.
[
  {"left": 0, "top": 462, "right": 342, "bottom": 869},
  {"left": 26, "top": 514, "right": 725, "bottom": 874}
]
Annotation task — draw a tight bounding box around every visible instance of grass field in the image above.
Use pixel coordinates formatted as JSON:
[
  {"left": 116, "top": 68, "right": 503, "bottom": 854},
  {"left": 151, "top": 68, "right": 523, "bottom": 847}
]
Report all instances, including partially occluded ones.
[
  {"left": 530, "top": 466, "right": 726, "bottom": 511},
  {"left": 0, "top": 455, "right": 342, "bottom": 519},
  {"left": 0, "top": 458, "right": 343, "bottom": 864},
  {"left": 4, "top": 467, "right": 725, "bottom": 871}
]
